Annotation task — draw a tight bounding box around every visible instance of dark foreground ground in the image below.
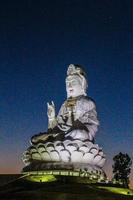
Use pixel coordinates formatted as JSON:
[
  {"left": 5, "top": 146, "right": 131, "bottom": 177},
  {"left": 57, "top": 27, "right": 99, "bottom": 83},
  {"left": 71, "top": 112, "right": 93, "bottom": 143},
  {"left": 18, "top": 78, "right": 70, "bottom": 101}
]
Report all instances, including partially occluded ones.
[{"left": 0, "top": 175, "right": 133, "bottom": 200}]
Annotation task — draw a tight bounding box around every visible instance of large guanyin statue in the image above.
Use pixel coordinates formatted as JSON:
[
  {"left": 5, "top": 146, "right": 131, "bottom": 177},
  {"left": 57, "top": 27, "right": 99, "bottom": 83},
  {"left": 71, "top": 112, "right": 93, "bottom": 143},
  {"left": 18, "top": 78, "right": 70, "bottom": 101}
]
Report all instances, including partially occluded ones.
[{"left": 22, "top": 64, "right": 106, "bottom": 173}]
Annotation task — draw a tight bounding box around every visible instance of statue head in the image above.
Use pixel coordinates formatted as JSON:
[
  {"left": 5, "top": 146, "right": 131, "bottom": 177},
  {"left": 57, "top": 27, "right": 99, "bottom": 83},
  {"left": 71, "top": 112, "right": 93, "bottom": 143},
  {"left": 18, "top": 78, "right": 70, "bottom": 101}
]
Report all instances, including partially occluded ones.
[{"left": 66, "top": 64, "right": 88, "bottom": 98}]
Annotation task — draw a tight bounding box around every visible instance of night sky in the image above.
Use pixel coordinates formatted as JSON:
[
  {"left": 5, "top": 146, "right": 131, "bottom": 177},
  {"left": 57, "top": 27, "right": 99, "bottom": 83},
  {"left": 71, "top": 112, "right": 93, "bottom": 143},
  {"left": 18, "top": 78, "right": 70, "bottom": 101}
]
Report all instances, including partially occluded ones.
[{"left": 0, "top": 1, "right": 133, "bottom": 188}]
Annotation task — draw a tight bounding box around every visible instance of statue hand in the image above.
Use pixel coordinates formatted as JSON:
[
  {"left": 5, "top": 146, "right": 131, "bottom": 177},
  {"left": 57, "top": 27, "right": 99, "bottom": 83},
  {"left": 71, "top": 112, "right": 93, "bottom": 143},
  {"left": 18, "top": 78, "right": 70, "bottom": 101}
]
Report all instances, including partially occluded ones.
[{"left": 47, "top": 101, "right": 55, "bottom": 119}]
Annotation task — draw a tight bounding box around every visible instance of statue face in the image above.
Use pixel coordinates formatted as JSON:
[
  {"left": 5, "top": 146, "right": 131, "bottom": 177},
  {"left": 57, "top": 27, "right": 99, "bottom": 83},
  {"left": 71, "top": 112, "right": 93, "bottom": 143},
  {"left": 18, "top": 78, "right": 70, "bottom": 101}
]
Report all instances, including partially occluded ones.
[{"left": 66, "top": 75, "right": 83, "bottom": 98}]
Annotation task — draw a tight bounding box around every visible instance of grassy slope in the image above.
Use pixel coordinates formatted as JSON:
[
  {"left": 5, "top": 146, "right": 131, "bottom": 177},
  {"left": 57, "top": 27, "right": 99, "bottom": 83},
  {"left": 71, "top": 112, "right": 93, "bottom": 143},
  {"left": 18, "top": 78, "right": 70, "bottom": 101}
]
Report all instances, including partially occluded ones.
[{"left": 0, "top": 176, "right": 133, "bottom": 200}]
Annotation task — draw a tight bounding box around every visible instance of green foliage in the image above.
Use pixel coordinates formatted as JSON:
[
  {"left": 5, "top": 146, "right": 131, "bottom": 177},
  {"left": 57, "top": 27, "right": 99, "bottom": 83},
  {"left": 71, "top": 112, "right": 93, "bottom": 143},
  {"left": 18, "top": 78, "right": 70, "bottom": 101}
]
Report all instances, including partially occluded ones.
[{"left": 112, "top": 152, "right": 132, "bottom": 188}]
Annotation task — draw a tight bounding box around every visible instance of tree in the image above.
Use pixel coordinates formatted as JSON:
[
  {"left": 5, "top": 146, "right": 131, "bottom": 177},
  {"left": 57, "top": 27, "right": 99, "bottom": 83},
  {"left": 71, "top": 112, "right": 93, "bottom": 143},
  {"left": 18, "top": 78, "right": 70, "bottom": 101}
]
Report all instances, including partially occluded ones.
[{"left": 112, "top": 152, "right": 132, "bottom": 188}]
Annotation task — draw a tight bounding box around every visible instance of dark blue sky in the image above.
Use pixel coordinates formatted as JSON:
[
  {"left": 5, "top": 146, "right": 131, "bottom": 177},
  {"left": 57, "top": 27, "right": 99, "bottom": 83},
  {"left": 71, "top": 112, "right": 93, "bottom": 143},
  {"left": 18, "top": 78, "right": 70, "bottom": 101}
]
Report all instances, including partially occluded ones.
[{"left": 0, "top": 0, "right": 133, "bottom": 187}]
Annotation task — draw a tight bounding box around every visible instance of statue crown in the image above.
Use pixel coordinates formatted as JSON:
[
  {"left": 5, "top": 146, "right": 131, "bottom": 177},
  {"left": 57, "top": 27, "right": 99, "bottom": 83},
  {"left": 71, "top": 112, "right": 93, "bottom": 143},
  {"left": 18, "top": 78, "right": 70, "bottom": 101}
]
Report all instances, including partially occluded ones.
[{"left": 67, "top": 64, "right": 86, "bottom": 77}]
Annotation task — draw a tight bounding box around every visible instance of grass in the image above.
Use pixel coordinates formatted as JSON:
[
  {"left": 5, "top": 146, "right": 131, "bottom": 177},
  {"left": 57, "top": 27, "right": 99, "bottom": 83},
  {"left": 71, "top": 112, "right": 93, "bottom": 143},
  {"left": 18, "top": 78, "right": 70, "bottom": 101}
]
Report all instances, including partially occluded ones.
[
  {"left": 25, "top": 174, "right": 57, "bottom": 182},
  {"left": 0, "top": 175, "right": 133, "bottom": 200},
  {"left": 97, "top": 186, "right": 133, "bottom": 196}
]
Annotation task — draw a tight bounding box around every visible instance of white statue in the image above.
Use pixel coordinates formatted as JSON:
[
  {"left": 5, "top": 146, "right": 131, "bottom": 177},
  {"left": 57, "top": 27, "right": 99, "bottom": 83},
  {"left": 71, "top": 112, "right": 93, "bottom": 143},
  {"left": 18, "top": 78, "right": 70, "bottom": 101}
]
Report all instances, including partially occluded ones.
[{"left": 22, "top": 64, "right": 105, "bottom": 173}]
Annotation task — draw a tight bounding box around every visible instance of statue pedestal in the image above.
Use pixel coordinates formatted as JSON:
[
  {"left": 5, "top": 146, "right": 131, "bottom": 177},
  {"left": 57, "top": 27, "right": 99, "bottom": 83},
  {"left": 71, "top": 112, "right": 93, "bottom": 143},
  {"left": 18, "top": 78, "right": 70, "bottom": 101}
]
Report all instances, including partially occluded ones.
[{"left": 22, "top": 160, "right": 106, "bottom": 183}]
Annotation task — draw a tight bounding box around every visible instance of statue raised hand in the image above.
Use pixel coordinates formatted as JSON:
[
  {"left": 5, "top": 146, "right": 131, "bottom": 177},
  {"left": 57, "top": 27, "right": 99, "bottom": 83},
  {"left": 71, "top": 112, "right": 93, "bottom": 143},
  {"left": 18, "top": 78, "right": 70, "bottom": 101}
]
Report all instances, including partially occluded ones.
[
  {"left": 47, "top": 101, "right": 55, "bottom": 119},
  {"left": 47, "top": 101, "right": 57, "bottom": 129}
]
